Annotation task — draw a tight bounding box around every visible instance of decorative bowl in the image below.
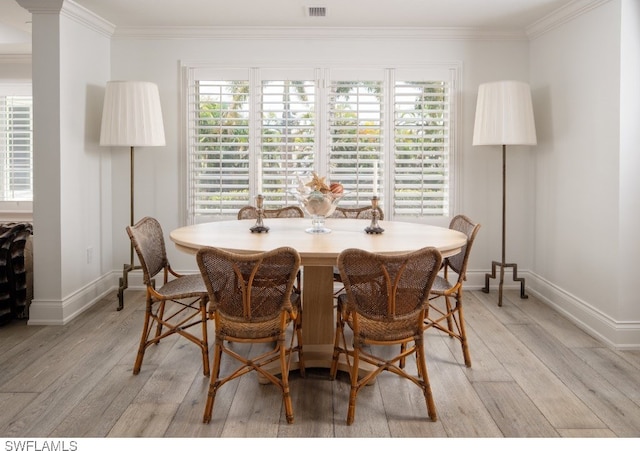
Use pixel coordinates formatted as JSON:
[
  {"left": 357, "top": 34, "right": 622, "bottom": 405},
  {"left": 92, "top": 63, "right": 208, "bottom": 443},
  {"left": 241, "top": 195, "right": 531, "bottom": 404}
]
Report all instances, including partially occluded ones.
[{"left": 290, "top": 190, "right": 347, "bottom": 234}]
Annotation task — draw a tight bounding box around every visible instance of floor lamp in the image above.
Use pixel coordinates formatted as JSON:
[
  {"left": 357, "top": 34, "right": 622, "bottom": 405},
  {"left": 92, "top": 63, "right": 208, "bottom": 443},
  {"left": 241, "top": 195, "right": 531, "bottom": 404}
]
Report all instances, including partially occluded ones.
[
  {"left": 100, "top": 81, "right": 166, "bottom": 311},
  {"left": 472, "top": 80, "right": 537, "bottom": 306}
]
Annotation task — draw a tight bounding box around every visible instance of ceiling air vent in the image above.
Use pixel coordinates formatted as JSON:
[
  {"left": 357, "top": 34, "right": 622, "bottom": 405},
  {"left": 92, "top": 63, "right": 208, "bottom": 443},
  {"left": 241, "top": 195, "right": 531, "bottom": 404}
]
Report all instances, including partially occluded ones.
[{"left": 306, "top": 6, "right": 327, "bottom": 17}]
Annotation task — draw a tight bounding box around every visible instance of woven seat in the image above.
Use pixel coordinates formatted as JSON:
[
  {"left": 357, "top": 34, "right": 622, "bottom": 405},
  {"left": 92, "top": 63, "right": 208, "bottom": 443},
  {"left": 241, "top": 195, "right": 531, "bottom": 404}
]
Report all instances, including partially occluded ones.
[
  {"left": 237, "top": 205, "right": 304, "bottom": 220},
  {"left": 329, "top": 206, "right": 384, "bottom": 299},
  {"left": 127, "top": 217, "right": 210, "bottom": 376},
  {"left": 425, "top": 214, "right": 480, "bottom": 367},
  {"left": 330, "top": 246, "right": 442, "bottom": 425},
  {"left": 196, "top": 246, "right": 304, "bottom": 424}
]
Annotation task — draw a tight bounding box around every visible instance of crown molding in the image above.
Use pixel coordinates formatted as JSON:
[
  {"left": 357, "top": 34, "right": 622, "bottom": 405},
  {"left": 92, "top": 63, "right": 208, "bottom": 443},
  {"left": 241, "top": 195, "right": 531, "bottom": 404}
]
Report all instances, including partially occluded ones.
[
  {"left": 61, "top": 0, "right": 115, "bottom": 38},
  {"left": 112, "top": 26, "right": 528, "bottom": 42},
  {"left": 15, "top": 0, "right": 64, "bottom": 14},
  {"left": 526, "top": 0, "right": 612, "bottom": 40}
]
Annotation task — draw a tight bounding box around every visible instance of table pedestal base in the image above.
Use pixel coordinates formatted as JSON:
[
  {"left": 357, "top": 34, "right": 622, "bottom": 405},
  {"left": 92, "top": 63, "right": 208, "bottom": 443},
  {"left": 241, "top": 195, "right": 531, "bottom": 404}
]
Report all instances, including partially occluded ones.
[{"left": 257, "top": 344, "right": 375, "bottom": 384}]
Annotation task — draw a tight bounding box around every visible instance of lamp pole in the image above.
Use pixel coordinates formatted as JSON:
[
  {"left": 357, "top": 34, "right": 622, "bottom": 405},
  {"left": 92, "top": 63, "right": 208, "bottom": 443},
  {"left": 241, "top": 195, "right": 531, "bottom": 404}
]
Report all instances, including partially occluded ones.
[
  {"left": 482, "top": 144, "right": 528, "bottom": 306},
  {"left": 117, "top": 146, "right": 140, "bottom": 311}
]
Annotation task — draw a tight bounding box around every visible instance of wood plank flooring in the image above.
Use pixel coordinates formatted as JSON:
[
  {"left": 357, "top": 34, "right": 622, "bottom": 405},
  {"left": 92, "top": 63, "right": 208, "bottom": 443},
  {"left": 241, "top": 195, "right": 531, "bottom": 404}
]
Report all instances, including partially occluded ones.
[{"left": 1, "top": 287, "right": 640, "bottom": 438}]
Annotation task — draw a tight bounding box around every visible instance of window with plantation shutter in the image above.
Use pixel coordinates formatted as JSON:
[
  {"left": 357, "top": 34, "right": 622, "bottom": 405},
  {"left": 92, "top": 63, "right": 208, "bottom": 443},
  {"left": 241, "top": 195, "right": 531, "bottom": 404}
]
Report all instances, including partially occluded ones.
[
  {"left": 259, "top": 78, "right": 316, "bottom": 205},
  {"left": 183, "top": 64, "right": 457, "bottom": 224},
  {"left": 393, "top": 79, "right": 450, "bottom": 217},
  {"left": 327, "top": 74, "right": 384, "bottom": 207},
  {"left": 0, "top": 92, "right": 32, "bottom": 202},
  {"left": 187, "top": 69, "right": 251, "bottom": 219}
]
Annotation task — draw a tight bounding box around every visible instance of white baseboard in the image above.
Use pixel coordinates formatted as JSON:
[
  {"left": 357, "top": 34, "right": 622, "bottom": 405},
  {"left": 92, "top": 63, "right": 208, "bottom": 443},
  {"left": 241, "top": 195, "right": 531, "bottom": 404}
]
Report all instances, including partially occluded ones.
[
  {"left": 465, "top": 270, "right": 640, "bottom": 350},
  {"left": 26, "top": 267, "right": 640, "bottom": 349},
  {"left": 27, "top": 271, "right": 142, "bottom": 325}
]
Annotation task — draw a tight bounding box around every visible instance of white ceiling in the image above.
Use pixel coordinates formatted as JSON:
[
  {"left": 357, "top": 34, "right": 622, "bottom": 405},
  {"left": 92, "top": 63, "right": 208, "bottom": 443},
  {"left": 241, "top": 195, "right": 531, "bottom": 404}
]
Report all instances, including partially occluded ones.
[{"left": 1, "top": 0, "right": 576, "bottom": 54}]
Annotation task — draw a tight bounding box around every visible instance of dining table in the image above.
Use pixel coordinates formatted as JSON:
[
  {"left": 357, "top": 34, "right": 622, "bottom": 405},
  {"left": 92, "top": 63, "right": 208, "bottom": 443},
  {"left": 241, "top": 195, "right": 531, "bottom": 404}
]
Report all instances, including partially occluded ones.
[{"left": 170, "top": 217, "right": 468, "bottom": 373}]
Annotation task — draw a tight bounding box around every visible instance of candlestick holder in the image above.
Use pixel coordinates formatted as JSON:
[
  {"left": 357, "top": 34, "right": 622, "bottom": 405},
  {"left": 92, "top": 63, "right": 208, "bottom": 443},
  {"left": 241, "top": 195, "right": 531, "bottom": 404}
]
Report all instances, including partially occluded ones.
[
  {"left": 250, "top": 194, "right": 270, "bottom": 233},
  {"left": 365, "top": 196, "right": 385, "bottom": 234}
]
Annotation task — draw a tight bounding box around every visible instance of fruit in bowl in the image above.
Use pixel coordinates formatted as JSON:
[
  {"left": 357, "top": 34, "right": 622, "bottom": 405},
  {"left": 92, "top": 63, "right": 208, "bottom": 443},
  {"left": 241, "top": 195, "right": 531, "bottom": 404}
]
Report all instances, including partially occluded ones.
[{"left": 330, "top": 182, "right": 344, "bottom": 194}]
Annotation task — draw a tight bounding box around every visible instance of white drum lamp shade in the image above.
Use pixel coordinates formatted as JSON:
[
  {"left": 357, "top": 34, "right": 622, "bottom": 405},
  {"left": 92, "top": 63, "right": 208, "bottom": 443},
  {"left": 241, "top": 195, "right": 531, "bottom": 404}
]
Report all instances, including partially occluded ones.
[
  {"left": 473, "top": 80, "right": 536, "bottom": 146},
  {"left": 100, "top": 81, "right": 166, "bottom": 147}
]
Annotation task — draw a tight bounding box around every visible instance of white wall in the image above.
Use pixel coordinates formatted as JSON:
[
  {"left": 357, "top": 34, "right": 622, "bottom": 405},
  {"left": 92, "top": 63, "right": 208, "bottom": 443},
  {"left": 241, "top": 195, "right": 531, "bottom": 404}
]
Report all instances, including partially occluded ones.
[
  {"left": 108, "top": 32, "right": 533, "bottom": 274},
  {"left": 530, "top": 0, "right": 640, "bottom": 348}
]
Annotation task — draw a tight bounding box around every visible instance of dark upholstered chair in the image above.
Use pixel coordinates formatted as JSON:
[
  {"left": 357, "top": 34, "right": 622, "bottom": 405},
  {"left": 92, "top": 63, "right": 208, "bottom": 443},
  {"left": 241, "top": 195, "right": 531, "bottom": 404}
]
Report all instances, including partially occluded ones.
[
  {"left": 197, "top": 246, "right": 304, "bottom": 424},
  {"left": 0, "top": 222, "right": 33, "bottom": 325},
  {"left": 330, "top": 246, "right": 442, "bottom": 425},
  {"left": 126, "top": 216, "right": 210, "bottom": 376}
]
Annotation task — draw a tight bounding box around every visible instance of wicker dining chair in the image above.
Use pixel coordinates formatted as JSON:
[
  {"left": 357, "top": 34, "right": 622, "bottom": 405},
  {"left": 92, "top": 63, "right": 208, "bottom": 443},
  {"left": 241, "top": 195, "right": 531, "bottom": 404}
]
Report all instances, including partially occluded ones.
[
  {"left": 425, "top": 214, "right": 481, "bottom": 367},
  {"left": 196, "top": 245, "right": 304, "bottom": 424},
  {"left": 237, "top": 205, "right": 304, "bottom": 220},
  {"left": 237, "top": 204, "right": 304, "bottom": 294},
  {"left": 329, "top": 205, "right": 385, "bottom": 298},
  {"left": 329, "top": 205, "right": 384, "bottom": 220},
  {"left": 330, "top": 246, "right": 442, "bottom": 425},
  {"left": 126, "top": 216, "right": 210, "bottom": 376}
]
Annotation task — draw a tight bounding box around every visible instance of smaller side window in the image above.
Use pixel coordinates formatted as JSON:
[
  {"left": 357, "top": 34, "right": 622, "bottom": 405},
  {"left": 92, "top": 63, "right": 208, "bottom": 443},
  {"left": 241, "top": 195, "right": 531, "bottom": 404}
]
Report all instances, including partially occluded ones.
[{"left": 0, "top": 91, "right": 33, "bottom": 202}]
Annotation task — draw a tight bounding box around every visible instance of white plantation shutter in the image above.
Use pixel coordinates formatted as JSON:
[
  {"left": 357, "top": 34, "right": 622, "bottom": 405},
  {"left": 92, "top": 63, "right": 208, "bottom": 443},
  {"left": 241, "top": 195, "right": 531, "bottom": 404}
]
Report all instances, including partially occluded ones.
[
  {"left": 327, "top": 75, "right": 384, "bottom": 207},
  {"left": 188, "top": 76, "right": 251, "bottom": 219},
  {"left": 259, "top": 78, "right": 316, "bottom": 204},
  {"left": 184, "top": 65, "right": 457, "bottom": 223},
  {"left": 0, "top": 94, "right": 32, "bottom": 201},
  {"left": 393, "top": 79, "right": 451, "bottom": 217}
]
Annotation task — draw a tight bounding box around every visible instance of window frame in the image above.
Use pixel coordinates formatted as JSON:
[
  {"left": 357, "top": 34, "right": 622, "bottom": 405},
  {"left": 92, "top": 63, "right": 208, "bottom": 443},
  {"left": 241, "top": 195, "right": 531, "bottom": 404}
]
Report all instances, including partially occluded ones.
[
  {"left": 0, "top": 81, "right": 33, "bottom": 219},
  {"left": 180, "top": 63, "right": 460, "bottom": 225}
]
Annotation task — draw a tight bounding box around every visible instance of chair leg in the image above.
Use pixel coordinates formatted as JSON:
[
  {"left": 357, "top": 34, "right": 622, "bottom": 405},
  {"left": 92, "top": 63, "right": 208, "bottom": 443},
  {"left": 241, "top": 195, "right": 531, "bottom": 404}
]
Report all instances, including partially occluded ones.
[
  {"left": 199, "top": 297, "right": 210, "bottom": 377},
  {"left": 154, "top": 300, "right": 166, "bottom": 341},
  {"left": 445, "top": 295, "right": 454, "bottom": 333},
  {"left": 415, "top": 336, "right": 437, "bottom": 421},
  {"left": 346, "top": 343, "right": 360, "bottom": 425},
  {"left": 329, "top": 307, "right": 345, "bottom": 380},
  {"left": 456, "top": 294, "right": 471, "bottom": 367},
  {"left": 279, "top": 337, "right": 295, "bottom": 424},
  {"left": 295, "top": 315, "right": 305, "bottom": 378},
  {"left": 133, "top": 297, "right": 154, "bottom": 375},
  {"left": 203, "top": 338, "right": 223, "bottom": 424}
]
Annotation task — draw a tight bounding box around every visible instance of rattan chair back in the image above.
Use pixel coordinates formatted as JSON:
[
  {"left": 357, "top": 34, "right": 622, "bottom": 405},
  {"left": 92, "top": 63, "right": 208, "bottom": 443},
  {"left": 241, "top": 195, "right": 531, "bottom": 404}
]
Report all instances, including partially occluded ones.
[
  {"left": 237, "top": 205, "right": 304, "bottom": 220},
  {"left": 127, "top": 216, "right": 169, "bottom": 285},
  {"left": 330, "top": 206, "right": 384, "bottom": 298},
  {"left": 338, "top": 247, "right": 441, "bottom": 341},
  {"left": 196, "top": 246, "right": 304, "bottom": 424},
  {"left": 444, "top": 214, "right": 480, "bottom": 281},
  {"left": 198, "top": 246, "right": 300, "bottom": 332},
  {"left": 330, "top": 205, "right": 384, "bottom": 220}
]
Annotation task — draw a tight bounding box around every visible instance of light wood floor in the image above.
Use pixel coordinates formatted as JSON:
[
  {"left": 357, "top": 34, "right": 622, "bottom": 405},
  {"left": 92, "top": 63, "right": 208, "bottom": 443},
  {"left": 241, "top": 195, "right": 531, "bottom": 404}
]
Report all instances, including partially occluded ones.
[{"left": 1, "top": 287, "right": 640, "bottom": 438}]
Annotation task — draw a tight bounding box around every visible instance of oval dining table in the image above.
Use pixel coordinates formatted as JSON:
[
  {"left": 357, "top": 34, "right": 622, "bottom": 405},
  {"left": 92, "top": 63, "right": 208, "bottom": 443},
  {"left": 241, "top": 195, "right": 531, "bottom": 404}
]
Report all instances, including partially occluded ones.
[{"left": 170, "top": 217, "right": 468, "bottom": 373}]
